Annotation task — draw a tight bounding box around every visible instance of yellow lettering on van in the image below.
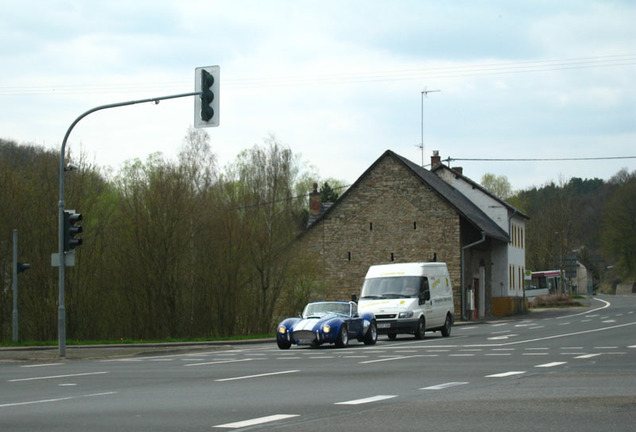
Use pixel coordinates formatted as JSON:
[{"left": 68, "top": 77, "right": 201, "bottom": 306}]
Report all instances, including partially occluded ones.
[{"left": 432, "top": 278, "right": 441, "bottom": 288}]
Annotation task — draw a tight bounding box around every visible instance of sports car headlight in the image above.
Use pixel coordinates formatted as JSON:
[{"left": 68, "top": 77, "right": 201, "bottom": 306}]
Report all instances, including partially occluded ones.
[
  {"left": 278, "top": 326, "right": 287, "bottom": 334},
  {"left": 399, "top": 311, "right": 414, "bottom": 318},
  {"left": 322, "top": 324, "right": 331, "bottom": 334}
]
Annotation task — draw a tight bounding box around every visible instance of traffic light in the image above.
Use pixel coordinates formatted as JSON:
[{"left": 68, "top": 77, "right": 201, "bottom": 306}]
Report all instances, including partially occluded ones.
[
  {"left": 201, "top": 69, "right": 215, "bottom": 122},
  {"left": 63, "top": 210, "right": 83, "bottom": 251},
  {"left": 17, "top": 262, "right": 30, "bottom": 273},
  {"left": 194, "top": 65, "right": 219, "bottom": 128}
]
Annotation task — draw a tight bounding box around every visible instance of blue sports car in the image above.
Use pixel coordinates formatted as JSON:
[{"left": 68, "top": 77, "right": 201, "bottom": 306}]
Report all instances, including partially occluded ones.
[{"left": 276, "top": 301, "right": 377, "bottom": 349}]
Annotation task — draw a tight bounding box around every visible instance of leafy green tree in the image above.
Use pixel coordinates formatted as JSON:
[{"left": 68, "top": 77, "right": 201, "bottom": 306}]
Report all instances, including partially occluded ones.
[
  {"left": 481, "top": 173, "right": 512, "bottom": 200},
  {"left": 602, "top": 178, "right": 636, "bottom": 277}
]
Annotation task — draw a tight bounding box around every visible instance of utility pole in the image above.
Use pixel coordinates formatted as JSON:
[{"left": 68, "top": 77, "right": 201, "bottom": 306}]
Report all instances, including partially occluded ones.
[{"left": 417, "top": 88, "right": 440, "bottom": 167}]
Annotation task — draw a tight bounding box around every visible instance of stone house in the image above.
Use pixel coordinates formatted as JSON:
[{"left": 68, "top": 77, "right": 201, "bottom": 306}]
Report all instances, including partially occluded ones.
[{"left": 299, "top": 150, "right": 528, "bottom": 319}]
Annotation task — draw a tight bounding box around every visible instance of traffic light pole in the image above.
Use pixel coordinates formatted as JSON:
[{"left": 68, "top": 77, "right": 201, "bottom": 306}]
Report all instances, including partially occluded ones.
[
  {"left": 12, "top": 230, "right": 18, "bottom": 343},
  {"left": 57, "top": 91, "right": 200, "bottom": 357}
]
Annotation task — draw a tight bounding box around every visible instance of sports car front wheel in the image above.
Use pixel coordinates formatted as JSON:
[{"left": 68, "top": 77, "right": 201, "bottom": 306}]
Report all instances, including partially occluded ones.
[
  {"left": 335, "top": 325, "right": 349, "bottom": 348},
  {"left": 277, "top": 339, "right": 292, "bottom": 349}
]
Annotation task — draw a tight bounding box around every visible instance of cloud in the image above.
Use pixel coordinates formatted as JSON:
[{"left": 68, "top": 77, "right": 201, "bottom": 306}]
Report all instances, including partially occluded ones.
[{"left": 0, "top": 0, "right": 634, "bottom": 191}]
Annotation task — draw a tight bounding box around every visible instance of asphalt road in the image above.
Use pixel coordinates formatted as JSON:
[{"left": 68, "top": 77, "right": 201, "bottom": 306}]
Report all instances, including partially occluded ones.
[{"left": 1, "top": 295, "right": 635, "bottom": 431}]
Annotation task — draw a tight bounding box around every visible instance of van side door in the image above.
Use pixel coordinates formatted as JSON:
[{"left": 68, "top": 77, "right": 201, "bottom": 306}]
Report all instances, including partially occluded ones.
[{"left": 419, "top": 277, "right": 435, "bottom": 325}]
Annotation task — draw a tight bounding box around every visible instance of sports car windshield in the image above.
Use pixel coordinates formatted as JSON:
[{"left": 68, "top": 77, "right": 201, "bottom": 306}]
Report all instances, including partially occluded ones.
[
  {"left": 303, "top": 302, "right": 352, "bottom": 318},
  {"left": 360, "top": 276, "right": 422, "bottom": 299}
]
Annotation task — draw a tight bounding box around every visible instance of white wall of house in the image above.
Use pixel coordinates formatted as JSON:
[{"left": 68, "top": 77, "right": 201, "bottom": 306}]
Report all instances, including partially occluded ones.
[
  {"left": 436, "top": 167, "right": 526, "bottom": 299},
  {"left": 507, "top": 216, "right": 526, "bottom": 298},
  {"left": 436, "top": 169, "right": 509, "bottom": 232}
]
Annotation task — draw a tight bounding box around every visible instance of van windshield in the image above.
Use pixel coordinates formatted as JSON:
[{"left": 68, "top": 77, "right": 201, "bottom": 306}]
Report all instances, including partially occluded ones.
[{"left": 360, "top": 276, "right": 423, "bottom": 299}]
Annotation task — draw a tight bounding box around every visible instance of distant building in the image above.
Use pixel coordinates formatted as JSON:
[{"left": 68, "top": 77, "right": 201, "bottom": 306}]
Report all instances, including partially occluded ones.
[{"left": 298, "top": 150, "right": 528, "bottom": 320}]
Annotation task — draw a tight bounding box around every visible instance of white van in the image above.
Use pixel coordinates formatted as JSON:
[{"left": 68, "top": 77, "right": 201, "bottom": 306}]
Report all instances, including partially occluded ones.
[{"left": 358, "top": 262, "right": 454, "bottom": 339}]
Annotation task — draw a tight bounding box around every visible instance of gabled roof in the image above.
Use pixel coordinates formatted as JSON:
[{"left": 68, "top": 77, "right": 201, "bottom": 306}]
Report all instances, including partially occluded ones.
[
  {"left": 431, "top": 163, "right": 529, "bottom": 220},
  {"left": 307, "top": 150, "right": 509, "bottom": 243}
]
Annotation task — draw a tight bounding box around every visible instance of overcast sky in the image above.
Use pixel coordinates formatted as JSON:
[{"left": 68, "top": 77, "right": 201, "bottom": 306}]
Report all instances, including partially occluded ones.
[{"left": 1, "top": 0, "right": 635, "bottom": 191}]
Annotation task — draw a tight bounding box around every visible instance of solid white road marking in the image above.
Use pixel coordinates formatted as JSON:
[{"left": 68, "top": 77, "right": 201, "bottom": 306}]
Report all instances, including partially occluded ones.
[
  {"left": 0, "top": 392, "right": 117, "bottom": 408},
  {"left": 214, "top": 414, "right": 299, "bottom": 429},
  {"left": 9, "top": 371, "right": 109, "bottom": 382},
  {"left": 535, "top": 362, "right": 567, "bottom": 368},
  {"left": 421, "top": 382, "right": 469, "bottom": 390},
  {"left": 335, "top": 395, "right": 398, "bottom": 405},
  {"left": 215, "top": 370, "right": 299, "bottom": 382},
  {"left": 20, "top": 363, "right": 64, "bottom": 368},
  {"left": 485, "top": 371, "right": 526, "bottom": 378}
]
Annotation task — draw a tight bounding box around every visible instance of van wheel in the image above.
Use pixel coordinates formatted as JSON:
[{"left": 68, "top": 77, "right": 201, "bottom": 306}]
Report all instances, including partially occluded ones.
[
  {"left": 335, "top": 325, "right": 349, "bottom": 348},
  {"left": 363, "top": 321, "right": 378, "bottom": 345},
  {"left": 441, "top": 314, "right": 452, "bottom": 337},
  {"left": 414, "top": 317, "right": 426, "bottom": 339}
]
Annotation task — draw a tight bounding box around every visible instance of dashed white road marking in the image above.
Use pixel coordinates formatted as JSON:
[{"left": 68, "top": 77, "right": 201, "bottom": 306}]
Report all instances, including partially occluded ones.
[
  {"left": 335, "top": 395, "right": 398, "bottom": 405},
  {"left": 214, "top": 414, "right": 300, "bottom": 429},
  {"left": 535, "top": 362, "right": 567, "bottom": 368},
  {"left": 185, "top": 358, "right": 254, "bottom": 367},
  {"left": 215, "top": 370, "right": 299, "bottom": 382},
  {"left": 359, "top": 355, "right": 421, "bottom": 364},
  {"left": 485, "top": 371, "right": 526, "bottom": 378},
  {"left": 575, "top": 353, "right": 602, "bottom": 359},
  {"left": 421, "top": 382, "right": 469, "bottom": 390}
]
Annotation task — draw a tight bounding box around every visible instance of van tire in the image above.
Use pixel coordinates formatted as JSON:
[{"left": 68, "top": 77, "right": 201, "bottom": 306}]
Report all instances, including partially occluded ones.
[
  {"left": 335, "top": 325, "right": 349, "bottom": 348},
  {"left": 414, "top": 317, "right": 426, "bottom": 339},
  {"left": 441, "top": 314, "right": 452, "bottom": 337},
  {"left": 363, "top": 321, "right": 378, "bottom": 345}
]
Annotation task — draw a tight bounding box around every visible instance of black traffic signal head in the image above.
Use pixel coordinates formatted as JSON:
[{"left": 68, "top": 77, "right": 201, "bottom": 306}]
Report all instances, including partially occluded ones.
[
  {"left": 194, "top": 65, "right": 219, "bottom": 128},
  {"left": 200, "top": 69, "right": 215, "bottom": 122},
  {"left": 17, "top": 262, "right": 31, "bottom": 273},
  {"left": 63, "top": 210, "right": 83, "bottom": 251}
]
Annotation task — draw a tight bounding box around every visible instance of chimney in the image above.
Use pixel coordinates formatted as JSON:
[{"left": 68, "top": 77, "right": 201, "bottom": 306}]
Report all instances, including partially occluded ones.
[
  {"left": 430, "top": 150, "right": 441, "bottom": 168},
  {"left": 453, "top": 167, "right": 463, "bottom": 175},
  {"left": 309, "top": 182, "right": 321, "bottom": 215}
]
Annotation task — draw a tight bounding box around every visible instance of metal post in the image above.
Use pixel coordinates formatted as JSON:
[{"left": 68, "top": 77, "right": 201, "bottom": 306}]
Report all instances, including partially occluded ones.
[
  {"left": 57, "top": 91, "right": 200, "bottom": 357},
  {"left": 12, "top": 229, "right": 18, "bottom": 343},
  {"left": 419, "top": 89, "right": 440, "bottom": 167}
]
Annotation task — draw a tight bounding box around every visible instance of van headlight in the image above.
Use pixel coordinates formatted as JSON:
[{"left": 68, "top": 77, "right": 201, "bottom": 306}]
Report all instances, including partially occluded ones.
[
  {"left": 399, "top": 311, "right": 414, "bottom": 318},
  {"left": 322, "top": 324, "right": 331, "bottom": 334}
]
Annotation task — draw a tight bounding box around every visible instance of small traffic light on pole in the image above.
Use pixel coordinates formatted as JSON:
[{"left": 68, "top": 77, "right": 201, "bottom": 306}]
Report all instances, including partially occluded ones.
[
  {"left": 17, "top": 262, "right": 31, "bottom": 273},
  {"left": 63, "top": 210, "right": 83, "bottom": 251},
  {"left": 194, "top": 65, "right": 220, "bottom": 128}
]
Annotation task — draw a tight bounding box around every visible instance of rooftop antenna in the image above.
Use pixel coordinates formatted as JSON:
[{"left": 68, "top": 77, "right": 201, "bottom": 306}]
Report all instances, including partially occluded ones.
[{"left": 417, "top": 88, "right": 440, "bottom": 167}]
